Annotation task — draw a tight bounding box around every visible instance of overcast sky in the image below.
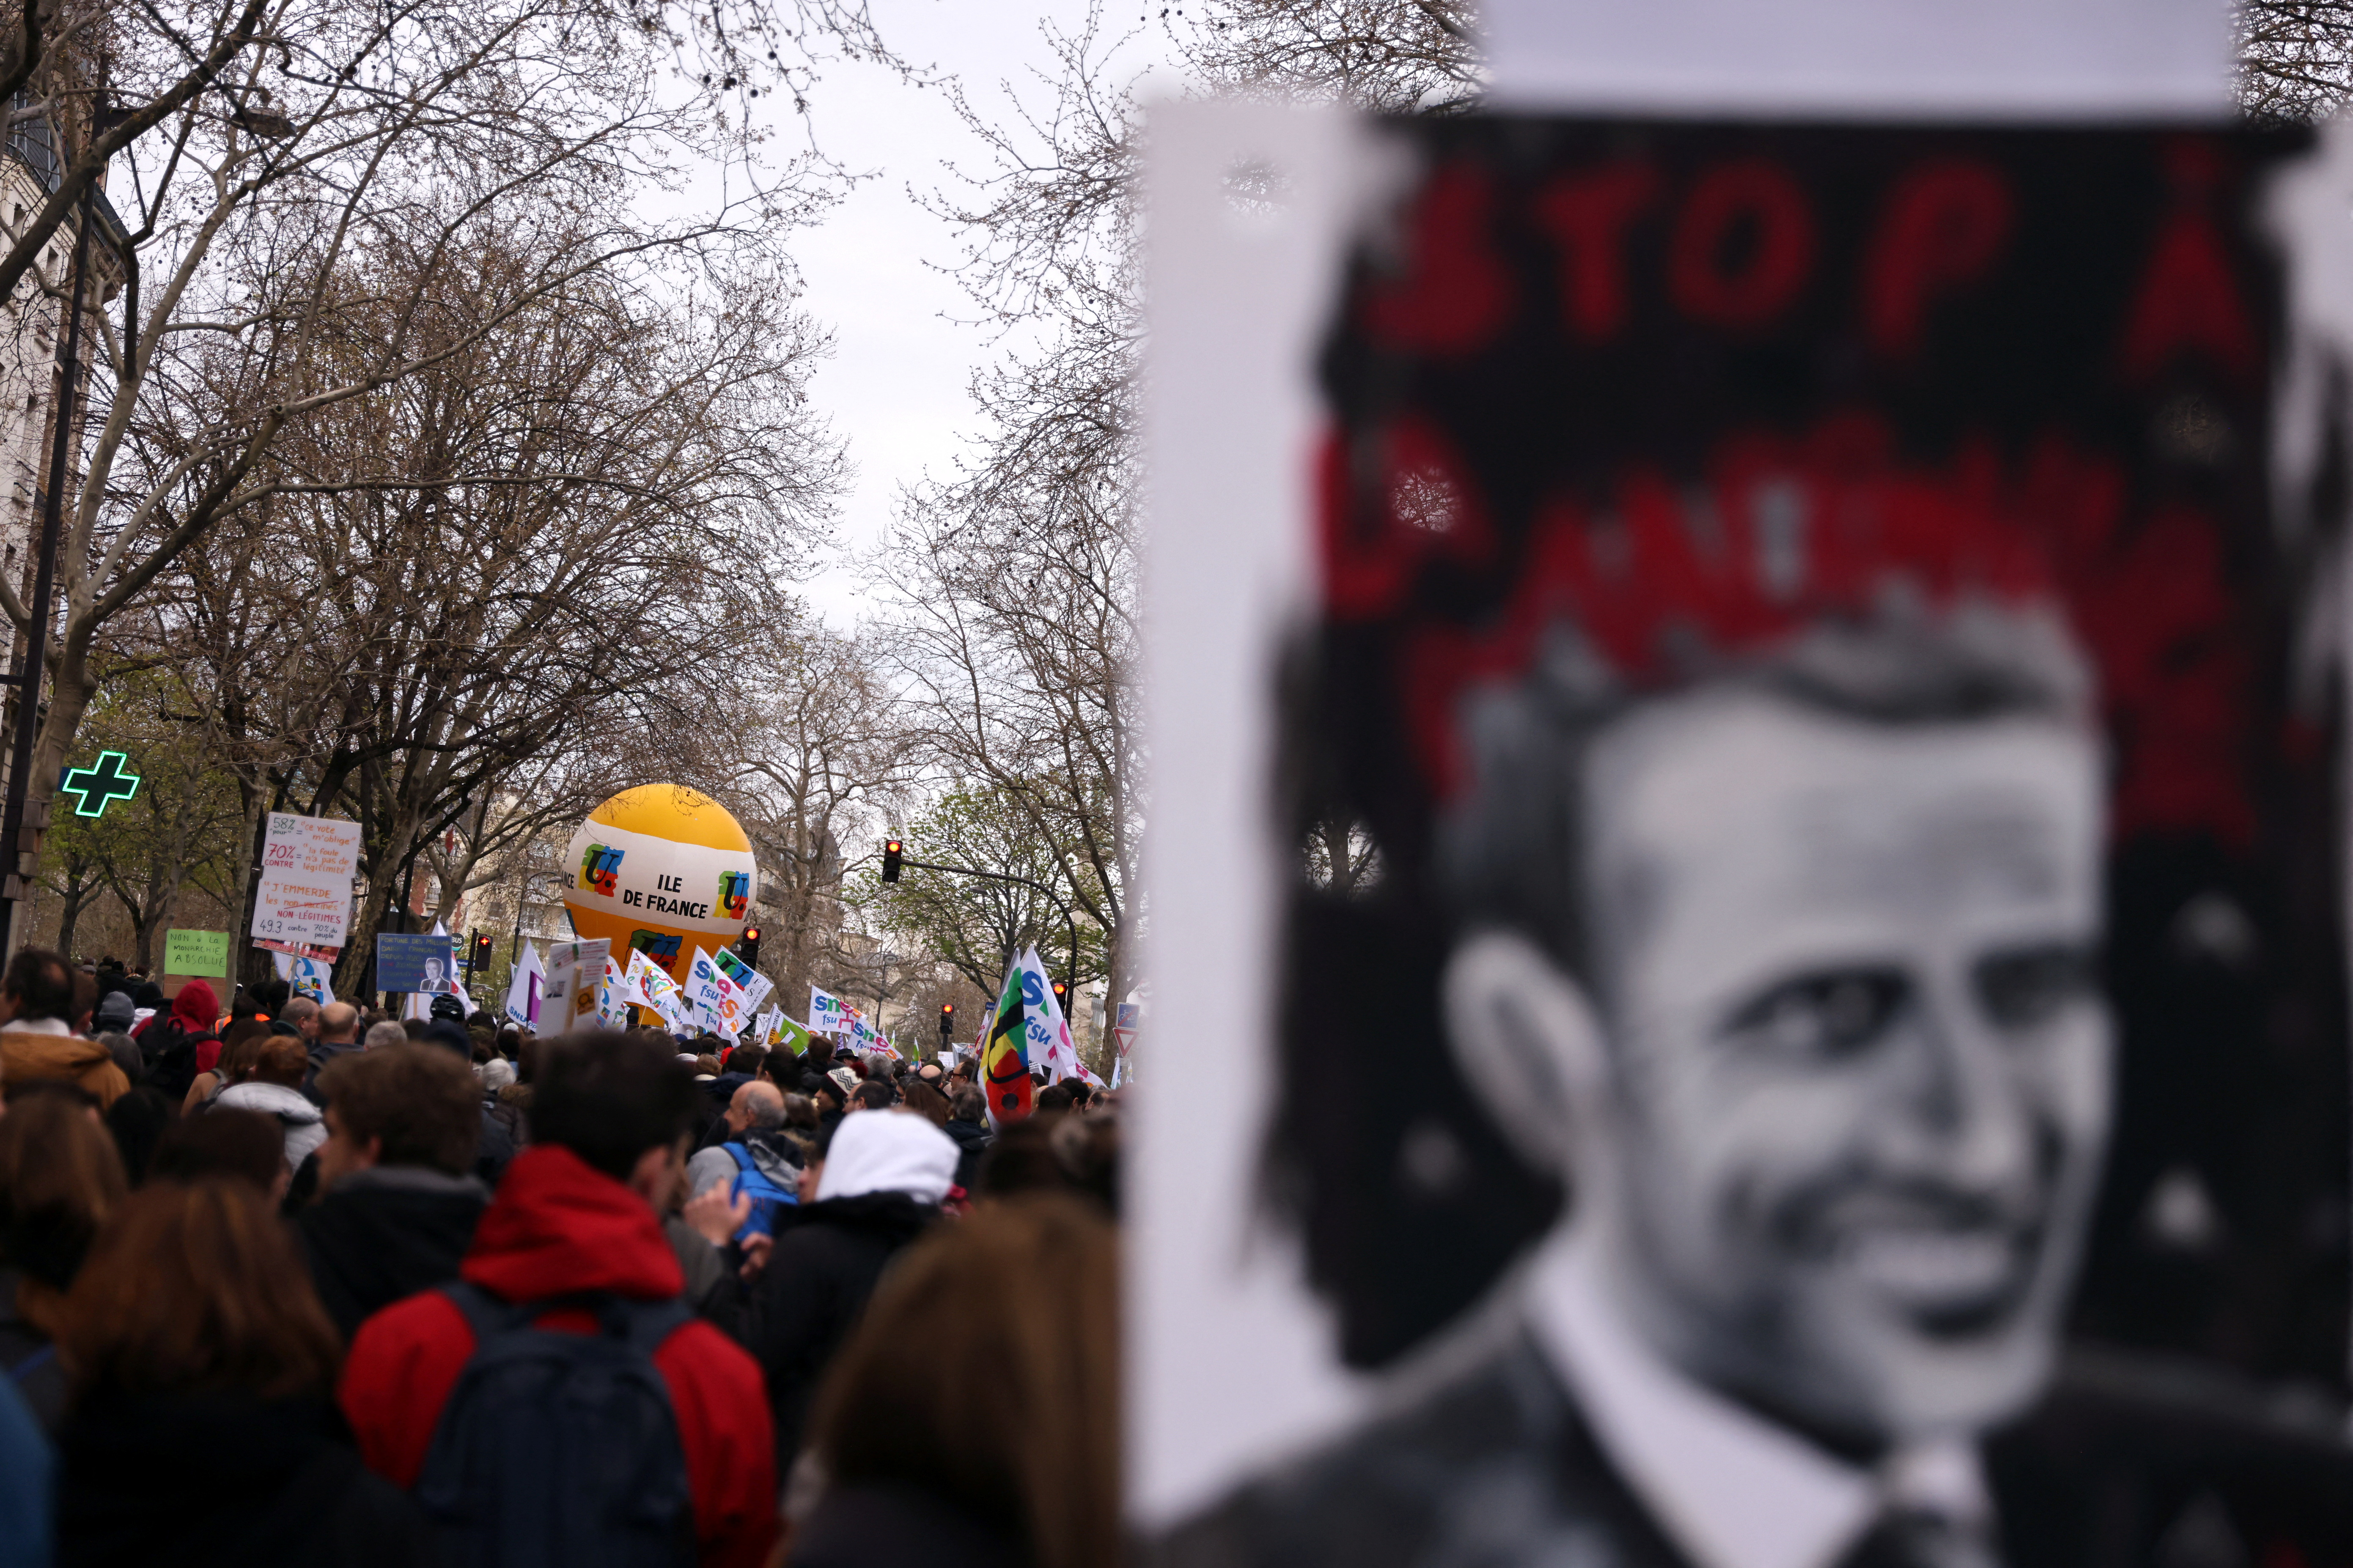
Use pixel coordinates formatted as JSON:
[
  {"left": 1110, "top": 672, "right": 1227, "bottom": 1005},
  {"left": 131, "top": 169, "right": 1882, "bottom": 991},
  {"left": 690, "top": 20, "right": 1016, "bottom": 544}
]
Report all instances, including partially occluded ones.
[{"left": 746, "top": 0, "right": 1169, "bottom": 629}]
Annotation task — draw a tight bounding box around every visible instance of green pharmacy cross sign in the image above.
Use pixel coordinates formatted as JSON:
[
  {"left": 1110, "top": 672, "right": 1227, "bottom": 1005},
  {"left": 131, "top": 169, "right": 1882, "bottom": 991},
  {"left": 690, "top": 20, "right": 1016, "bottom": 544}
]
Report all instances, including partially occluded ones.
[{"left": 59, "top": 751, "right": 140, "bottom": 818}]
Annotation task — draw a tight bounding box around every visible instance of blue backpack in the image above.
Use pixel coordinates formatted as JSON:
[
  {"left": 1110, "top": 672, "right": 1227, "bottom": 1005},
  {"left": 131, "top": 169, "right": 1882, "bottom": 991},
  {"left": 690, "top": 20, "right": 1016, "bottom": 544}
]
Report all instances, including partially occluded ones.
[
  {"left": 723, "top": 1141, "right": 796, "bottom": 1242},
  {"left": 413, "top": 1283, "right": 696, "bottom": 1568}
]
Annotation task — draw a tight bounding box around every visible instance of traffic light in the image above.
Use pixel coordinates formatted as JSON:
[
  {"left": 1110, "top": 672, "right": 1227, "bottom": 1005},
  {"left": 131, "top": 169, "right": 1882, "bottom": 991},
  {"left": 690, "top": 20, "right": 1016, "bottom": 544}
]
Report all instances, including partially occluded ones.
[
  {"left": 939, "top": 1003, "right": 954, "bottom": 1041},
  {"left": 1051, "top": 979, "right": 1068, "bottom": 1009},
  {"left": 468, "top": 929, "right": 492, "bottom": 976},
  {"left": 881, "top": 839, "right": 903, "bottom": 883},
  {"left": 735, "top": 926, "right": 761, "bottom": 968}
]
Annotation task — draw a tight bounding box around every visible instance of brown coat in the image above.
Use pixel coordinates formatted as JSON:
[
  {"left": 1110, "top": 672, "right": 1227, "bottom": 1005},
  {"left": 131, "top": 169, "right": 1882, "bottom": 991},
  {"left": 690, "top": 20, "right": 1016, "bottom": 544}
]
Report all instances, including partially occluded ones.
[{"left": 0, "top": 1028, "right": 129, "bottom": 1107}]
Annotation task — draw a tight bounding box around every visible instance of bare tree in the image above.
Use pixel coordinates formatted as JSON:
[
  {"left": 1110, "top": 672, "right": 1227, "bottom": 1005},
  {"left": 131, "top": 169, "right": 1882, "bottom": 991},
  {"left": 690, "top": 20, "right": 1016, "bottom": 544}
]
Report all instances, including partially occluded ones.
[
  {"left": 0, "top": 0, "right": 873, "bottom": 955},
  {"left": 725, "top": 624, "right": 912, "bottom": 1020}
]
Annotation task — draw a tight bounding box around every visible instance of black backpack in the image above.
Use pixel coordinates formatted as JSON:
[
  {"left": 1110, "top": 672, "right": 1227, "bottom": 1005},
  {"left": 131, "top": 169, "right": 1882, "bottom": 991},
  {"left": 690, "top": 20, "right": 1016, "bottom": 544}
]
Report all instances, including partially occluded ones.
[{"left": 413, "top": 1283, "right": 697, "bottom": 1568}]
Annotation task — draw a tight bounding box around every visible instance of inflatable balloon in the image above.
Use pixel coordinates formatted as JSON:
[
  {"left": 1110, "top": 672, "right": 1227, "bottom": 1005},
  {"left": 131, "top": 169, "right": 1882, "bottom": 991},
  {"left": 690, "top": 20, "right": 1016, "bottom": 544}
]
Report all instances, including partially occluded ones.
[{"left": 560, "top": 785, "right": 756, "bottom": 979}]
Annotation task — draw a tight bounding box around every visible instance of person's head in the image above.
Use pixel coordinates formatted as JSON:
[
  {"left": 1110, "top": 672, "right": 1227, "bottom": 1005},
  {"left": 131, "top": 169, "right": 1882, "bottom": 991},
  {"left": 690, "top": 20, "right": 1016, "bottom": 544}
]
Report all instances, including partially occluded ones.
[
  {"left": 423, "top": 955, "right": 446, "bottom": 984},
  {"left": 725, "top": 1080, "right": 785, "bottom": 1138},
  {"left": 61, "top": 1179, "right": 341, "bottom": 1403},
  {"left": 529, "top": 1031, "right": 701, "bottom": 1208},
  {"left": 1035, "top": 1083, "right": 1076, "bottom": 1116},
  {"left": 1066, "top": 1081, "right": 1093, "bottom": 1110},
  {"left": 94, "top": 990, "right": 136, "bottom": 1035},
  {"left": 807, "top": 1195, "right": 1117, "bottom": 1568},
  {"left": 903, "top": 1080, "right": 952, "bottom": 1129},
  {"left": 816, "top": 1072, "right": 850, "bottom": 1113},
  {"left": 849, "top": 1079, "right": 895, "bottom": 1114},
  {"left": 0, "top": 1087, "right": 127, "bottom": 1334},
  {"left": 1432, "top": 612, "right": 2111, "bottom": 1449},
  {"left": 283, "top": 996, "right": 321, "bottom": 1041},
  {"left": 917, "top": 1061, "right": 944, "bottom": 1088},
  {"left": 314, "top": 1042, "right": 481, "bottom": 1190},
  {"left": 783, "top": 1092, "right": 818, "bottom": 1131},
  {"left": 95, "top": 1030, "right": 140, "bottom": 1085},
  {"left": 316, "top": 1000, "right": 360, "bottom": 1044},
  {"left": 249, "top": 1035, "right": 309, "bottom": 1090},
  {"left": 0, "top": 947, "right": 76, "bottom": 1025},
  {"left": 168, "top": 980, "right": 219, "bottom": 1034},
  {"left": 950, "top": 1085, "right": 987, "bottom": 1126},
  {"left": 70, "top": 969, "right": 97, "bottom": 1032},
  {"left": 148, "top": 1108, "right": 288, "bottom": 1195},
  {"left": 363, "top": 1019, "right": 407, "bottom": 1051},
  {"left": 401, "top": 1018, "right": 429, "bottom": 1041}
]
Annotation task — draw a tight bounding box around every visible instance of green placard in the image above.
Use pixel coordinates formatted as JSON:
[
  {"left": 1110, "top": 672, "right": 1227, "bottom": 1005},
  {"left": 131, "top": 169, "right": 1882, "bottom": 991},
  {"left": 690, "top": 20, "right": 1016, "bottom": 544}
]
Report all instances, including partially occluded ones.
[{"left": 164, "top": 929, "right": 230, "bottom": 979}]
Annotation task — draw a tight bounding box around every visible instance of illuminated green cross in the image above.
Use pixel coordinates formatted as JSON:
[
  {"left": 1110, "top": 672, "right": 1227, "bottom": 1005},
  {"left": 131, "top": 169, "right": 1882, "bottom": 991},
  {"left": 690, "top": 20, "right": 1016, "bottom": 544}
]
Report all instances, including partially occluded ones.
[{"left": 59, "top": 751, "right": 140, "bottom": 818}]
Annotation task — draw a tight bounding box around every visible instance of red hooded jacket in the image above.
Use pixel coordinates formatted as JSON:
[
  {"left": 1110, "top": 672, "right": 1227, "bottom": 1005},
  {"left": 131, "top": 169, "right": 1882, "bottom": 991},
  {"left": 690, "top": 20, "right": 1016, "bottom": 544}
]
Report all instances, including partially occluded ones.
[{"left": 340, "top": 1145, "right": 777, "bottom": 1568}]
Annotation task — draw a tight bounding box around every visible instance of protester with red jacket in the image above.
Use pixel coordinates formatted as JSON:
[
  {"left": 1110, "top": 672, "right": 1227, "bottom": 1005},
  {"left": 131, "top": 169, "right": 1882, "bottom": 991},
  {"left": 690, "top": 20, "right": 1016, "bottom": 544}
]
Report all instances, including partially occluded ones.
[{"left": 340, "top": 1030, "right": 777, "bottom": 1568}]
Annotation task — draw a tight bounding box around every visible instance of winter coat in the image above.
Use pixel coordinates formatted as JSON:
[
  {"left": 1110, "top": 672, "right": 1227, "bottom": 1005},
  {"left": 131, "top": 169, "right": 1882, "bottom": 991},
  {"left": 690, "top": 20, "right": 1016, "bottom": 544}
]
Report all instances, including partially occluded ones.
[
  {"left": 213, "top": 1081, "right": 329, "bottom": 1173},
  {"left": 0, "top": 1028, "right": 129, "bottom": 1109},
  {"left": 295, "top": 1167, "right": 489, "bottom": 1340},
  {"left": 686, "top": 1127, "right": 801, "bottom": 1199},
  {"left": 56, "top": 1390, "right": 433, "bottom": 1568},
  {"left": 340, "top": 1144, "right": 777, "bottom": 1568},
  {"left": 302, "top": 1041, "right": 362, "bottom": 1100},
  {"left": 942, "top": 1118, "right": 993, "bottom": 1192},
  {"left": 135, "top": 983, "right": 221, "bottom": 1102},
  {"left": 750, "top": 1190, "right": 941, "bottom": 1465}
]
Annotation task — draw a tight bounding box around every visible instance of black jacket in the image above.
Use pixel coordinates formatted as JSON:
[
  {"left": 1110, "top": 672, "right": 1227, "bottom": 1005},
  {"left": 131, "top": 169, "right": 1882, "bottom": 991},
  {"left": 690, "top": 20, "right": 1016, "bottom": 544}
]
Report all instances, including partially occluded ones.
[
  {"left": 749, "top": 1190, "right": 940, "bottom": 1462},
  {"left": 57, "top": 1390, "right": 434, "bottom": 1568},
  {"left": 294, "top": 1167, "right": 488, "bottom": 1339},
  {"left": 942, "top": 1118, "right": 993, "bottom": 1191}
]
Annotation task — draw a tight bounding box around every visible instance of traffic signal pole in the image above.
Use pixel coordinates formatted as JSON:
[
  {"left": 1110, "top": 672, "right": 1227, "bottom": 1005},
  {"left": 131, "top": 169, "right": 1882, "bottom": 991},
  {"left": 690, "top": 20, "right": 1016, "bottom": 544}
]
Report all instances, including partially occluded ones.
[{"left": 881, "top": 847, "right": 1081, "bottom": 1003}]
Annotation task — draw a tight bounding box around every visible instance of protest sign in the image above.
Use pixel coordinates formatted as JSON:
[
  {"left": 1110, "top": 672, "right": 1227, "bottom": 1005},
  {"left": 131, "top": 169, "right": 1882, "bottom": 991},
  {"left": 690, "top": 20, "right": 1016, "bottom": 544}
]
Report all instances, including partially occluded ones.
[
  {"left": 538, "top": 939, "right": 610, "bottom": 1031},
  {"left": 1135, "top": 52, "right": 2353, "bottom": 1568},
  {"left": 376, "top": 931, "right": 458, "bottom": 995},
  {"left": 163, "top": 929, "right": 229, "bottom": 979},
  {"left": 250, "top": 814, "right": 361, "bottom": 953},
  {"left": 809, "top": 986, "right": 850, "bottom": 1037}
]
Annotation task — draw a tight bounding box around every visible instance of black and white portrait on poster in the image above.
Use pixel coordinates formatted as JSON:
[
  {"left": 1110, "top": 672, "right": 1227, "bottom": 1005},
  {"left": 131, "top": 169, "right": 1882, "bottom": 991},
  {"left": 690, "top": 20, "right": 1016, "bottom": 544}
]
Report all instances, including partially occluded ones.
[{"left": 1134, "top": 75, "right": 2353, "bottom": 1568}]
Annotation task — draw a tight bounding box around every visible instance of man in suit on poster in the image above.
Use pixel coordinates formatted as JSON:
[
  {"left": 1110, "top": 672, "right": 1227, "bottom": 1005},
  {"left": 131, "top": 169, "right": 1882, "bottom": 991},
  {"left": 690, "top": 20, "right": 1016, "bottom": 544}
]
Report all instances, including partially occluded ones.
[{"left": 1163, "top": 602, "right": 2353, "bottom": 1568}]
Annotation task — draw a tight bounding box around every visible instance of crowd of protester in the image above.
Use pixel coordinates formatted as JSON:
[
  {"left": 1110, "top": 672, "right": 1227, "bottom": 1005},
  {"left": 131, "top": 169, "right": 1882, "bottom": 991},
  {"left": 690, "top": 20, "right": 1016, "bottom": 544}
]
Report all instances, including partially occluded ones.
[{"left": 0, "top": 946, "right": 1121, "bottom": 1567}]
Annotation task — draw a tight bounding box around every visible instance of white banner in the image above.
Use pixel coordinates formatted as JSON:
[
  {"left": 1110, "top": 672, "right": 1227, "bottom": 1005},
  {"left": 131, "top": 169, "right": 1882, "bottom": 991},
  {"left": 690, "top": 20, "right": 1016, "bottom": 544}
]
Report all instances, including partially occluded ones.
[
  {"left": 810, "top": 985, "right": 851, "bottom": 1037},
  {"left": 250, "top": 813, "right": 362, "bottom": 951},
  {"left": 504, "top": 942, "right": 544, "bottom": 1028}
]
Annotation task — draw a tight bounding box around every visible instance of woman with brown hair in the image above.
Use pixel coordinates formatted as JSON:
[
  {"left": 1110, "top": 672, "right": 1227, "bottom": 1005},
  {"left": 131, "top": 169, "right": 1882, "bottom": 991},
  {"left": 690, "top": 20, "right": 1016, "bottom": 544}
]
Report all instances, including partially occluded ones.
[
  {"left": 52, "top": 1179, "right": 434, "bottom": 1567},
  {"left": 793, "top": 1193, "right": 1119, "bottom": 1568},
  {"left": 0, "top": 1086, "right": 125, "bottom": 1431},
  {"left": 182, "top": 1016, "right": 273, "bottom": 1113}
]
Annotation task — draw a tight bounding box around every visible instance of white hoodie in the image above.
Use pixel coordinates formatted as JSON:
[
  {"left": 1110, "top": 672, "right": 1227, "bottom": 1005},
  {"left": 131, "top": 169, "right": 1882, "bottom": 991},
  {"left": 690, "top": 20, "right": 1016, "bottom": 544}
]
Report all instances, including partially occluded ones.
[
  {"left": 814, "top": 1110, "right": 958, "bottom": 1205},
  {"left": 213, "top": 1081, "right": 328, "bottom": 1173}
]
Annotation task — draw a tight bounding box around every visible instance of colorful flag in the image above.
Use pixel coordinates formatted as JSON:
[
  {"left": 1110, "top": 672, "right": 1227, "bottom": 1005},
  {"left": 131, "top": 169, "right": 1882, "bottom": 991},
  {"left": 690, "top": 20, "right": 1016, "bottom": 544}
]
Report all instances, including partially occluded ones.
[
  {"left": 684, "top": 948, "right": 750, "bottom": 1042},
  {"left": 504, "top": 942, "right": 544, "bottom": 1028},
  {"left": 810, "top": 985, "right": 850, "bottom": 1037},
  {"left": 712, "top": 947, "right": 775, "bottom": 1014},
  {"left": 770, "top": 1012, "right": 814, "bottom": 1056},
  {"left": 290, "top": 954, "right": 334, "bottom": 1004},
  {"left": 1016, "top": 946, "right": 1080, "bottom": 1082},
  {"left": 983, "top": 957, "right": 1034, "bottom": 1127},
  {"left": 628, "top": 948, "right": 689, "bottom": 1033}
]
